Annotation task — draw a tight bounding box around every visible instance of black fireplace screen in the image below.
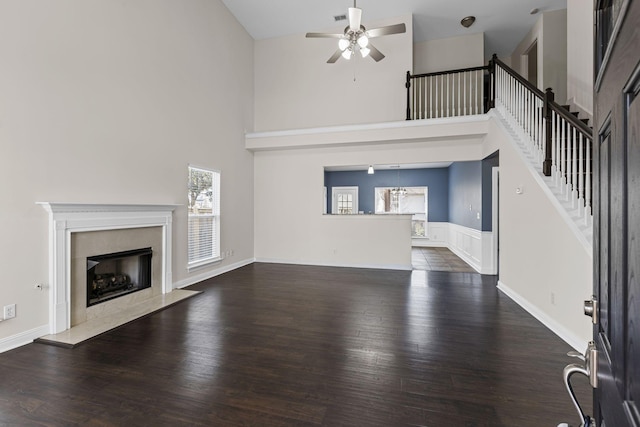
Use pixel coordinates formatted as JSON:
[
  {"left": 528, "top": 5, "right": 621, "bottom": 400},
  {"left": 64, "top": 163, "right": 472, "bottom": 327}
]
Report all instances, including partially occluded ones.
[{"left": 86, "top": 247, "right": 152, "bottom": 307}]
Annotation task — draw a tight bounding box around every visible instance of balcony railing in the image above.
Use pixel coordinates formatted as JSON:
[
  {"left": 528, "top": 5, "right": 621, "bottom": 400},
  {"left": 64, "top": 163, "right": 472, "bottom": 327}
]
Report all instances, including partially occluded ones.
[
  {"left": 405, "top": 66, "right": 489, "bottom": 120},
  {"left": 405, "top": 55, "right": 593, "bottom": 222}
]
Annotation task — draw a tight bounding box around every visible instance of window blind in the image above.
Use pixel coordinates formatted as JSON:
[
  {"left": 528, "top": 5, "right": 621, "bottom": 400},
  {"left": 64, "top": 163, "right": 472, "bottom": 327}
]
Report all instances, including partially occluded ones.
[{"left": 188, "top": 167, "right": 220, "bottom": 265}]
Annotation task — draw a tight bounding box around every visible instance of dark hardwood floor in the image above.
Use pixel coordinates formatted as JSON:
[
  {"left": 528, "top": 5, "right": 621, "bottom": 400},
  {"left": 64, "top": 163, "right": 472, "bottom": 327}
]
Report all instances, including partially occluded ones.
[{"left": 0, "top": 263, "right": 591, "bottom": 426}]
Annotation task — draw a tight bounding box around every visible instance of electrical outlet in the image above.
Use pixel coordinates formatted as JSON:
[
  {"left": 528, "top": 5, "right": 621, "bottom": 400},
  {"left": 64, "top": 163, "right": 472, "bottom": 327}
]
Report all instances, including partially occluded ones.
[{"left": 3, "top": 304, "right": 16, "bottom": 319}]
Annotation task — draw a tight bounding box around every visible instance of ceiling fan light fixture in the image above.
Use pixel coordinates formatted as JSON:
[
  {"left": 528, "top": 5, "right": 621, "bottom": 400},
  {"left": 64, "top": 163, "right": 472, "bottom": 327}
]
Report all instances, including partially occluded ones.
[
  {"left": 307, "top": 1, "right": 406, "bottom": 64},
  {"left": 357, "top": 34, "right": 369, "bottom": 48},
  {"left": 348, "top": 7, "right": 362, "bottom": 32}
]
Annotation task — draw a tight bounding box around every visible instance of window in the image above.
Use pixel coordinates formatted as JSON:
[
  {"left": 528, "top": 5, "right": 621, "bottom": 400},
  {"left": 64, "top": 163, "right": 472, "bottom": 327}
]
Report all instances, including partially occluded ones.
[
  {"left": 188, "top": 166, "right": 220, "bottom": 267},
  {"left": 595, "top": 0, "right": 628, "bottom": 86},
  {"left": 375, "top": 186, "right": 428, "bottom": 237},
  {"left": 331, "top": 186, "right": 359, "bottom": 214}
]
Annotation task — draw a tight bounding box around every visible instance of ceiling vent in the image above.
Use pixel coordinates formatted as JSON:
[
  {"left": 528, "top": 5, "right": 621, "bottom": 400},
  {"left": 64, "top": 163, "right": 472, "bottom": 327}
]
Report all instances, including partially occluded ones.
[{"left": 334, "top": 14, "right": 347, "bottom": 22}]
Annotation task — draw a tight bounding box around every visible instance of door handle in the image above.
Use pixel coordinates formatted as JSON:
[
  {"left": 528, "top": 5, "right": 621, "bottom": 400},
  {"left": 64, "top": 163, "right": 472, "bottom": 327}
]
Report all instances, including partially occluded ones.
[
  {"left": 584, "top": 297, "right": 597, "bottom": 324},
  {"left": 559, "top": 341, "right": 598, "bottom": 427}
]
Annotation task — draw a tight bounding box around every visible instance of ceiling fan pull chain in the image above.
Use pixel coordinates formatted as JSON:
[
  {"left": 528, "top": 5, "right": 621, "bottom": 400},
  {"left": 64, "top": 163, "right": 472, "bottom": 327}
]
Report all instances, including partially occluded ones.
[{"left": 353, "top": 58, "right": 357, "bottom": 82}]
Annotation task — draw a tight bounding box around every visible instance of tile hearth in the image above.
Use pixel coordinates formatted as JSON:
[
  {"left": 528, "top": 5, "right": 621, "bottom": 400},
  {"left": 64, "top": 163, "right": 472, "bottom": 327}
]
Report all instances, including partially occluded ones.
[{"left": 36, "top": 289, "right": 201, "bottom": 347}]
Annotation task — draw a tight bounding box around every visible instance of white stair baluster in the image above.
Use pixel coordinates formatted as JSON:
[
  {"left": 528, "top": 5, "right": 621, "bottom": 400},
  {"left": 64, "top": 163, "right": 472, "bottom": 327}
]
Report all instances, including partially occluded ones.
[
  {"left": 561, "top": 116, "right": 567, "bottom": 194},
  {"left": 585, "top": 136, "right": 592, "bottom": 220},
  {"left": 578, "top": 132, "right": 585, "bottom": 216},
  {"left": 464, "top": 71, "right": 467, "bottom": 116},
  {"left": 436, "top": 75, "right": 440, "bottom": 118},
  {"left": 458, "top": 73, "right": 461, "bottom": 116},
  {"left": 572, "top": 127, "right": 578, "bottom": 207}
]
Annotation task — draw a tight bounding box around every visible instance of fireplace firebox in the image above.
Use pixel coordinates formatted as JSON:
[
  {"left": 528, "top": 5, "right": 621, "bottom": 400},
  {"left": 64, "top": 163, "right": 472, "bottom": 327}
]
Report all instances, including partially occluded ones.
[{"left": 86, "top": 247, "right": 152, "bottom": 307}]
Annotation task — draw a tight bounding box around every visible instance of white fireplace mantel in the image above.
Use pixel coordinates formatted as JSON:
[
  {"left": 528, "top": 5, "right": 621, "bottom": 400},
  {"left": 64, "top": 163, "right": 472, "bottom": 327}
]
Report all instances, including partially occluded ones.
[{"left": 38, "top": 203, "right": 179, "bottom": 334}]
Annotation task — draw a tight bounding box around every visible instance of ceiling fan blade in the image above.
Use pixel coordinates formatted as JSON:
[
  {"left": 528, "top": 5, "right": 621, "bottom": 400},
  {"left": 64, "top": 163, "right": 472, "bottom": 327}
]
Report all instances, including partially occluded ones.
[
  {"left": 306, "top": 32, "right": 344, "bottom": 39},
  {"left": 366, "top": 23, "right": 406, "bottom": 38},
  {"left": 348, "top": 7, "right": 362, "bottom": 32},
  {"left": 327, "top": 49, "right": 343, "bottom": 63},
  {"left": 368, "top": 44, "right": 385, "bottom": 62}
]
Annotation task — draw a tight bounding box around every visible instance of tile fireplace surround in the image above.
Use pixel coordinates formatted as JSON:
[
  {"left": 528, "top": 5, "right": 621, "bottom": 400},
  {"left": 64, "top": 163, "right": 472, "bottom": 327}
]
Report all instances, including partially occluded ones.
[{"left": 37, "top": 203, "right": 198, "bottom": 345}]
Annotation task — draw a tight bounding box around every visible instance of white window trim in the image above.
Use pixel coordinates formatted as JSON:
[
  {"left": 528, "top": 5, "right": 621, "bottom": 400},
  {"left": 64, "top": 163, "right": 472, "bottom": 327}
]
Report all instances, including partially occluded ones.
[
  {"left": 331, "top": 186, "right": 359, "bottom": 214},
  {"left": 187, "top": 165, "right": 221, "bottom": 270}
]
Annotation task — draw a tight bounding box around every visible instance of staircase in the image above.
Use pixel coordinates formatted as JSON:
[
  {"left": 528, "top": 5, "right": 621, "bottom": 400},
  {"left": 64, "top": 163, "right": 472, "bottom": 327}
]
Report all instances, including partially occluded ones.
[
  {"left": 490, "top": 107, "right": 593, "bottom": 249},
  {"left": 406, "top": 55, "right": 594, "bottom": 249},
  {"left": 491, "top": 56, "right": 593, "bottom": 249}
]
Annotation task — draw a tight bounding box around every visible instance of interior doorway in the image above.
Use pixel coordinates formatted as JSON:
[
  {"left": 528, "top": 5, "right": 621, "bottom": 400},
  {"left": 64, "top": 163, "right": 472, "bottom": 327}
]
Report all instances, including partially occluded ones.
[{"left": 524, "top": 40, "right": 538, "bottom": 87}]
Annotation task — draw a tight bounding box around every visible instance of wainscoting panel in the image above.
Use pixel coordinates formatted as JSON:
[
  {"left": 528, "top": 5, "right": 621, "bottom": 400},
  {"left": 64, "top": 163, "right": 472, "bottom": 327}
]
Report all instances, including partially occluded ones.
[
  {"left": 420, "top": 222, "right": 448, "bottom": 247},
  {"left": 448, "top": 223, "right": 482, "bottom": 272},
  {"left": 417, "top": 222, "right": 496, "bottom": 275}
]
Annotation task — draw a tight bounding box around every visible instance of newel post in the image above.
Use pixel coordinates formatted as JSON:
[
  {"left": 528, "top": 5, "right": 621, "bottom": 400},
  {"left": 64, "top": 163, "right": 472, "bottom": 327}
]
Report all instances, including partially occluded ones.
[
  {"left": 405, "top": 71, "right": 412, "bottom": 120},
  {"left": 488, "top": 53, "right": 497, "bottom": 110},
  {"left": 542, "top": 87, "right": 555, "bottom": 176}
]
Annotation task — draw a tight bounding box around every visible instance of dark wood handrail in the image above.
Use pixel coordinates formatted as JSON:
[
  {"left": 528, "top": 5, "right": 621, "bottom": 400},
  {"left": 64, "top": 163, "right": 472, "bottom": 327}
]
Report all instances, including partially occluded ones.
[
  {"left": 405, "top": 65, "right": 490, "bottom": 120},
  {"left": 405, "top": 54, "right": 594, "bottom": 214},
  {"left": 493, "top": 55, "right": 592, "bottom": 138},
  {"left": 549, "top": 100, "right": 593, "bottom": 137},
  {"left": 409, "top": 65, "right": 489, "bottom": 79},
  {"left": 493, "top": 55, "right": 545, "bottom": 99}
]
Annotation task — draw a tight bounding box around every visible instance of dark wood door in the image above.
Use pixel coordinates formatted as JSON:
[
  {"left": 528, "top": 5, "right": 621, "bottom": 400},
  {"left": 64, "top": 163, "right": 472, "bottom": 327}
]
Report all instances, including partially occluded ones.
[{"left": 593, "top": 1, "right": 640, "bottom": 426}]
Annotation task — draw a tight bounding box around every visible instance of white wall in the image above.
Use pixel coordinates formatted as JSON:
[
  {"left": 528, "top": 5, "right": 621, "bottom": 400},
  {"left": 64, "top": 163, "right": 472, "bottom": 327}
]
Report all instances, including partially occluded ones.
[
  {"left": 0, "top": 0, "right": 254, "bottom": 346},
  {"left": 252, "top": 118, "right": 492, "bottom": 270},
  {"left": 254, "top": 15, "right": 412, "bottom": 132},
  {"left": 509, "top": 17, "right": 542, "bottom": 80},
  {"left": 567, "top": 0, "right": 594, "bottom": 119},
  {"left": 541, "top": 9, "right": 568, "bottom": 105},
  {"left": 490, "top": 118, "right": 592, "bottom": 349},
  {"left": 510, "top": 10, "right": 568, "bottom": 103},
  {"left": 413, "top": 33, "right": 485, "bottom": 74}
]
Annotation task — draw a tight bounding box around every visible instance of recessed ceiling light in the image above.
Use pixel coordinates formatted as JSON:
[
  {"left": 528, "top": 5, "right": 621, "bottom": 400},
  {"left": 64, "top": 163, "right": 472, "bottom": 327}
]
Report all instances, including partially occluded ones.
[{"left": 461, "top": 16, "right": 476, "bottom": 28}]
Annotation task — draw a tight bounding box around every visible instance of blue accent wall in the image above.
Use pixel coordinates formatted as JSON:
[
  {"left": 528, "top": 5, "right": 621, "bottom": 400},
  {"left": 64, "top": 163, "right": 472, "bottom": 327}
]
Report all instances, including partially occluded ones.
[
  {"left": 325, "top": 168, "right": 449, "bottom": 221},
  {"left": 448, "top": 161, "right": 482, "bottom": 230},
  {"left": 325, "top": 158, "right": 498, "bottom": 231}
]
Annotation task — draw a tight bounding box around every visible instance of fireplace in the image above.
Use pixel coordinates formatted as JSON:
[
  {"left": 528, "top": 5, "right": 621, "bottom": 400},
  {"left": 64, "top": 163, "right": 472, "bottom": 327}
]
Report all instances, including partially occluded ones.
[
  {"left": 38, "top": 203, "right": 178, "bottom": 334},
  {"left": 87, "top": 247, "right": 153, "bottom": 307}
]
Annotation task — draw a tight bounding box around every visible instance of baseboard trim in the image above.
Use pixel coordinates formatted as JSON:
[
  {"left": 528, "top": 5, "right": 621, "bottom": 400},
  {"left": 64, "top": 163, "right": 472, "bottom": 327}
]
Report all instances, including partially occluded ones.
[
  {"left": 255, "top": 257, "right": 412, "bottom": 271},
  {"left": 0, "top": 324, "right": 49, "bottom": 353},
  {"left": 497, "top": 280, "right": 588, "bottom": 352},
  {"left": 173, "top": 258, "right": 256, "bottom": 289}
]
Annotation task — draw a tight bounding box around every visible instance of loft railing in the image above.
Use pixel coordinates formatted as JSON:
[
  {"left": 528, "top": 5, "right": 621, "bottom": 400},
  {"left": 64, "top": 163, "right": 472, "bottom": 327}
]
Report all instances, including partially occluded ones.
[
  {"left": 405, "top": 66, "right": 489, "bottom": 120},
  {"left": 492, "top": 56, "right": 593, "bottom": 220},
  {"left": 405, "top": 55, "right": 593, "bottom": 222}
]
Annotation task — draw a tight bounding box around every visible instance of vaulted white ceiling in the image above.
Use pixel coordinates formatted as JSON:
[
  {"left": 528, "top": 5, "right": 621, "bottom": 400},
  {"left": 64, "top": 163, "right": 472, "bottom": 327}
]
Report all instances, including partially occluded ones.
[{"left": 221, "top": 0, "right": 567, "bottom": 58}]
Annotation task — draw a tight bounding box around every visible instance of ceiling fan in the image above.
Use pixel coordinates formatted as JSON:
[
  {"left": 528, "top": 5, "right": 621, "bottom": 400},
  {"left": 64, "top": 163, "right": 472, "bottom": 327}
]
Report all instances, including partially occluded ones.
[{"left": 306, "top": 1, "right": 406, "bottom": 63}]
